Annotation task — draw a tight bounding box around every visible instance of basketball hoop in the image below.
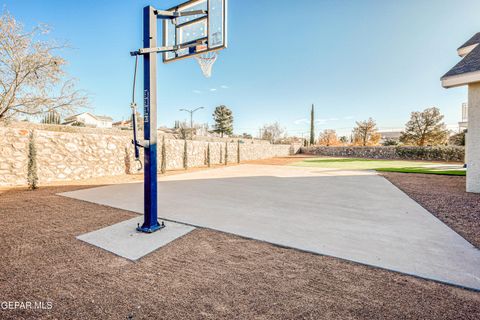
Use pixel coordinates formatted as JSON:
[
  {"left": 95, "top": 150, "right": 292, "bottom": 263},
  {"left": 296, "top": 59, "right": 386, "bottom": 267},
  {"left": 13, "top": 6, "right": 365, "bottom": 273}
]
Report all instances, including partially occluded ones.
[
  {"left": 195, "top": 51, "right": 218, "bottom": 78},
  {"left": 128, "top": 0, "right": 228, "bottom": 233}
]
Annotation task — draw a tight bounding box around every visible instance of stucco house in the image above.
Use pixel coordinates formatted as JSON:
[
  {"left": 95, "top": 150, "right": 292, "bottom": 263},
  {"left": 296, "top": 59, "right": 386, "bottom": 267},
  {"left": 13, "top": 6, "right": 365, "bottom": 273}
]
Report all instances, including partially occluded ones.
[
  {"left": 378, "top": 131, "right": 402, "bottom": 144},
  {"left": 63, "top": 112, "right": 113, "bottom": 128},
  {"left": 441, "top": 32, "right": 480, "bottom": 193},
  {"left": 458, "top": 103, "right": 468, "bottom": 132},
  {"left": 112, "top": 119, "right": 133, "bottom": 129}
]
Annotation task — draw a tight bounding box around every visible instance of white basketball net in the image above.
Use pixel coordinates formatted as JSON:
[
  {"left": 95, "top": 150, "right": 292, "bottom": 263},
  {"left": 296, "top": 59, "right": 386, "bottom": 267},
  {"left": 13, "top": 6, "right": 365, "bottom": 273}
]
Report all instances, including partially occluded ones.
[{"left": 195, "top": 51, "right": 218, "bottom": 78}]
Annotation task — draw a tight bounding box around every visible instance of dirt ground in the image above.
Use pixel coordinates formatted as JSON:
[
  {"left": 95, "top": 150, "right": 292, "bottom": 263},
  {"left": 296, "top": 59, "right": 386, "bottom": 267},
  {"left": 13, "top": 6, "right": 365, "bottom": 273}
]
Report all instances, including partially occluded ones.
[
  {"left": 245, "top": 155, "right": 316, "bottom": 166},
  {"left": 381, "top": 172, "right": 480, "bottom": 248},
  {"left": 1, "top": 157, "right": 479, "bottom": 319}
]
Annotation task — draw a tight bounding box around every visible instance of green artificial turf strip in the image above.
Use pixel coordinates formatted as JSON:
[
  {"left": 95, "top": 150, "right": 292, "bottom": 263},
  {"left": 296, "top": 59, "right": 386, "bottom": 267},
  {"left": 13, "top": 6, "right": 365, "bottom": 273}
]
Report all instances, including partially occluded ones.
[
  {"left": 375, "top": 167, "right": 466, "bottom": 176},
  {"left": 292, "top": 158, "right": 440, "bottom": 170},
  {"left": 302, "top": 158, "right": 376, "bottom": 163}
]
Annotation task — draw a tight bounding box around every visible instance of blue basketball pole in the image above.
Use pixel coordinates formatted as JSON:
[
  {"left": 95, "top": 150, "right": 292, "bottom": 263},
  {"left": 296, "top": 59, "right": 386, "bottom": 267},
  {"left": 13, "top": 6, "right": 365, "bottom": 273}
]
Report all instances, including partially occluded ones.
[
  {"left": 137, "top": 6, "right": 163, "bottom": 233},
  {"left": 130, "top": 1, "right": 226, "bottom": 232}
]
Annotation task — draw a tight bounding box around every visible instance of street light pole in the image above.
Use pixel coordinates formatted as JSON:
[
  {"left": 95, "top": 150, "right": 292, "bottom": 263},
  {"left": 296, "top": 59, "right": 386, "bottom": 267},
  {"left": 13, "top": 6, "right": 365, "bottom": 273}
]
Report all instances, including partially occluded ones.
[{"left": 179, "top": 107, "right": 204, "bottom": 139}]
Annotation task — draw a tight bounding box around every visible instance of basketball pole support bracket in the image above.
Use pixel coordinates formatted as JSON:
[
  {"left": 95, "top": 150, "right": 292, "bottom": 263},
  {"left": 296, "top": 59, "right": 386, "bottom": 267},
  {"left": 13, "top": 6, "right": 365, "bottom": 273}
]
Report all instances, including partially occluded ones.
[{"left": 130, "top": 39, "right": 207, "bottom": 57}]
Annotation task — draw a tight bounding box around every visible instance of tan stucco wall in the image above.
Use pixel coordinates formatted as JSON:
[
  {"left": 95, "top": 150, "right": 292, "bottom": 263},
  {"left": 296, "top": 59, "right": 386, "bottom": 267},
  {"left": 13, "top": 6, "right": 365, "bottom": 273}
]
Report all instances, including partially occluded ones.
[{"left": 467, "top": 83, "right": 480, "bottom": 193}]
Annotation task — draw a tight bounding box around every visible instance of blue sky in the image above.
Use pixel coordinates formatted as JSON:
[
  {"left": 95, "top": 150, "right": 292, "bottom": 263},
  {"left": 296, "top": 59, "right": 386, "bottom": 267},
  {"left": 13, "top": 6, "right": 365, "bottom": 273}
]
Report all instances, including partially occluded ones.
[{"left": 4, "top": 0, "right": 480, "bottom": 136}]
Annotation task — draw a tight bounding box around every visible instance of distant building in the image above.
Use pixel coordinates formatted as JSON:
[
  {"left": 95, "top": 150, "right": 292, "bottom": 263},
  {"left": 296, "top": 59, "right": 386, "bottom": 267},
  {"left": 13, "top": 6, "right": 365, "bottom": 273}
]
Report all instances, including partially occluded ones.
[
  {"left": 173, "top": 120, "right": 210, "bottom": 137},
  {"left": 459, "top": 103, "right": 468, "bottom": 132},
  {"left": 378, "top": 130, "right": 402, "bottom": 144},
  {"left": 112, "top": 119, "right": 133, "bottom": 130},
  {"left": 63, "top": 112, "right": 113, "bottom": 128}
]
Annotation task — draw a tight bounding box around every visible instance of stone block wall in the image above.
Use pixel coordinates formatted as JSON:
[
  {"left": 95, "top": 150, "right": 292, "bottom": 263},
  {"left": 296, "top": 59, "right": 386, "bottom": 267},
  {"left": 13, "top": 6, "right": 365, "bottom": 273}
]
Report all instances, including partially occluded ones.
[
  {"left": 300, "top": 146, "right": 465, "bottom": 162},
  {"left": 0, "top": 127, "right": 299, "bottom": 186},
  {"left": 0, "top": 128, "right": 30, "bottom": 186}
]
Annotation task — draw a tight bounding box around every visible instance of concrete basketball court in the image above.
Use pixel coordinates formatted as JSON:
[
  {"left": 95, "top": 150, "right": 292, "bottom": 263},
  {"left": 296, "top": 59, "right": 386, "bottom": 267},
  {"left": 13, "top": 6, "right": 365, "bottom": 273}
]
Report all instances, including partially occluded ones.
[{"left": 61, "top": 164, "right": 480, "bottom": 291}]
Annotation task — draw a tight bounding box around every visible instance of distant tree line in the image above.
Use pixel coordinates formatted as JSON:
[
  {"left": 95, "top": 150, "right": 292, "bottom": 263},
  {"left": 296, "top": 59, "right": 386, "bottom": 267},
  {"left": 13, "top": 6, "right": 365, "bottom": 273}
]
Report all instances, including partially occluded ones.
[{"left": 311, "top": 106, "right": 457, "bottom": 147}]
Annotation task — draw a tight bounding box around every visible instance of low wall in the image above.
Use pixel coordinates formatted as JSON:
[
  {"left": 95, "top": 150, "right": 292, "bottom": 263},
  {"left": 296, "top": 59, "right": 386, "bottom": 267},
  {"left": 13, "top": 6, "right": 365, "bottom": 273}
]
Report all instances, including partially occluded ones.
[
  {"left": 301, "top": 146, "right": 465, "bottom": 162},
  {"left": 0, "top": 127, "right": 300, "bottom": 186}
]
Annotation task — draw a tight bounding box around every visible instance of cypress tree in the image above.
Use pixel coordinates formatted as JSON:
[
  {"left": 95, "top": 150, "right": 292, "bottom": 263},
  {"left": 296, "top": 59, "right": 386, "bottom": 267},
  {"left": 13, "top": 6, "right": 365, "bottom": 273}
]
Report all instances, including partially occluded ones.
[
  {"left": 310, "top": 104, "right": 315, "bottom": 145},
  {"left": 27, "top": 131, "right": 38, "bottom": 190},
  {"left": 161, "top": 136, "right": 167, "bottom": 174},
  {"left": 237, "top": 140, "right": 240, "bottom": 163},
  {"left": 225, "top": 142, "right": 228, "bottom": 165},
  {"left": 41, "top": 110, "right": 61, "bottom": 124},
  {"left": 207, "top": 143, "right": 211, "bottom": 168},
  {"left": 124, "top": 146, "right": 131, "bottom": 174},
  {"left": 183, "top": 138, "right": 188, "bottom": 169}
]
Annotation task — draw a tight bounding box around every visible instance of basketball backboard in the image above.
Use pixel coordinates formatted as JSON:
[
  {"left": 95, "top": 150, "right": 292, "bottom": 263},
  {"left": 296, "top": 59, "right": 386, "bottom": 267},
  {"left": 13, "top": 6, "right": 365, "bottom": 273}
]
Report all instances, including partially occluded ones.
[{"left": 163, "top": 0, "right": 227, "bottom": 63}]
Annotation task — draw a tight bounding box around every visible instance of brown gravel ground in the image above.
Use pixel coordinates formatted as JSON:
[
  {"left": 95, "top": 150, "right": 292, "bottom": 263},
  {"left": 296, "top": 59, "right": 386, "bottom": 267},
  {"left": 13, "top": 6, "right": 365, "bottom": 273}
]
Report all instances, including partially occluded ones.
[
  {"left": 381, "top": 172, "right": 480, "bottom": 248},
  {"left": 1, "top": 161, "right": 479, "bottom": 319}
]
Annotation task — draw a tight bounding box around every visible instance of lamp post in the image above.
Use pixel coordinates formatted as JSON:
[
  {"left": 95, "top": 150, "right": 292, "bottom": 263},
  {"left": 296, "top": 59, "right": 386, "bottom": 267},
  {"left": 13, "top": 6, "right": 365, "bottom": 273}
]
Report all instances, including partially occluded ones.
[{"left": 179, "top": 107, "right": 204, "bottom": 139}]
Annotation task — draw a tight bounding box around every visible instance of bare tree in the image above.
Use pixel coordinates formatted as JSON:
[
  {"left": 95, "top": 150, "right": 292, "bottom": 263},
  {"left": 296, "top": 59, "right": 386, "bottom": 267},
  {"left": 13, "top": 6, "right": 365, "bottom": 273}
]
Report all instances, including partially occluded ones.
[
  {"left": 0, "top": 11, "right": 88, "bottom": 122},
  {"left": 318, "top": 129, "right": 339, "bottom": 146},
  {"left": 352, "top": 118, "right": 381, "bottom": 146},
  {"left": 399, "top": 107, "right": 448, "bottom": 146},
  {"left": 261, "top": 122, "right": 286, "bottom": 144}
]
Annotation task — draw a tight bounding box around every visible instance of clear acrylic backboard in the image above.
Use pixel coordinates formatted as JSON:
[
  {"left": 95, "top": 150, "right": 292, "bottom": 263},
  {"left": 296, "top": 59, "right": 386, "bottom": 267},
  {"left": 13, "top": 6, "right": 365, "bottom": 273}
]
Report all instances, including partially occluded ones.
[{"left": 163, "top": 0, "right": 227, "bottom": 63}]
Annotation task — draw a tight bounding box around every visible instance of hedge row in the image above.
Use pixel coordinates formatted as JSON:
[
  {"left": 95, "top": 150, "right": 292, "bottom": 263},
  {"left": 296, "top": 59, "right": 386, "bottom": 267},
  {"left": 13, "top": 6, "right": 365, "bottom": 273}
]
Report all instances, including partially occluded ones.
[
  {"left": 394, "top": 146, "right": 464, "bottom": 162},
  {"left": 300, "top": 146, "right": 464, "bottom": 162}
]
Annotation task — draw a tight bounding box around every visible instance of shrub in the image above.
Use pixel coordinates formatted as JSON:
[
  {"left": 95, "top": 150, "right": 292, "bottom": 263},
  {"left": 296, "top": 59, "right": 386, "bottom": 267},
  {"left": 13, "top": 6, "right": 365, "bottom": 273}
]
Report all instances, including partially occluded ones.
[
  {"left": 225, "top": 142, "right": 228, "bottom": 165},
  {"left": 161, "top": 136, "right": 167, "bottom": 174},
  {"left": 449, "top": 130, "right": 466, "bottom": 146},
  {"left": 382, "top": 138, "right": 399, "bottom": 146},
  {"left": 124, "top": 146, "right": 131, "bottom": 174},
  {"left": 207, "top": 143, "right": 211, "bottom": 167},
  {"left": 394, "top": 146, "right": 464, "bottom": 162},
  {"left": 183, "top": 138, "right": 188, "bottom": 169},
  {"left": 27, "top": 130, "right": 38, "bottom": 190}
]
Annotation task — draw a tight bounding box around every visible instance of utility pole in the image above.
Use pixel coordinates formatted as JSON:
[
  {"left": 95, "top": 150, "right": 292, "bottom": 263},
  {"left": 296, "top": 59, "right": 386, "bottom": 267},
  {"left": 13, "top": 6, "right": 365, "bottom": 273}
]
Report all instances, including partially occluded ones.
[{"left": 180, "top": 107, "right": 204, "bottom": 139}]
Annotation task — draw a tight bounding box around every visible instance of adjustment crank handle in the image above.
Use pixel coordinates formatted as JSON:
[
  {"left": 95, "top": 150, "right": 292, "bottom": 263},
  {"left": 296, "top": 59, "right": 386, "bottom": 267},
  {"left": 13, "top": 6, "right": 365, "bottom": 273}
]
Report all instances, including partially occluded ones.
[{"left": 132, "top": 139, "right": 150, "bottom": 149}]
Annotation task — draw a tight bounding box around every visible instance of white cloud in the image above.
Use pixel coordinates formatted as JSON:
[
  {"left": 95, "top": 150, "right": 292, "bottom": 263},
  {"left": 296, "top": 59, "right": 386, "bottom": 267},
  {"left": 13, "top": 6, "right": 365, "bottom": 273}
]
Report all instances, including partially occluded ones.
[
  {"left": 295, "top": 117, "right": 340, "bottom": 125},
  {"left": 314, "top": 118, "right": 339, "bottom": 124},
  {"left": 210, "top": 88, "right": 217, "bottom": 92},
  {"left": 220, "top": 85, "right": 229, "bottom": 89},
  {"left": 193, "top": 90, "right": 202, "bottom": 94},
  {"left": 294, "top": 118, "right": 308, "bottom": 125}
]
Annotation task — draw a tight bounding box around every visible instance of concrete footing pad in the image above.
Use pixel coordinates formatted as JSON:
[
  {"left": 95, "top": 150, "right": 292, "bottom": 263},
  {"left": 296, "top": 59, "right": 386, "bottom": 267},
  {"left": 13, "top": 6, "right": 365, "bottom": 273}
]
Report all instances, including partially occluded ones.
[{"left": 77, "top": 216, "right": 195, "bottom": 260}]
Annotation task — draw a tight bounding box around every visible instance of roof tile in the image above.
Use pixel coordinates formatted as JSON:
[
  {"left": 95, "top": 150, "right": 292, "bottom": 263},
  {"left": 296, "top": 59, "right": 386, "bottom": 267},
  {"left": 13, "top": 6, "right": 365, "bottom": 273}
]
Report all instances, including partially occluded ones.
[
  {"left": 458, "top": 32, "right": 480, "bottom": 50},
  {"left": 442, "top": 43, "right": 480, "bottom": 78}
]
